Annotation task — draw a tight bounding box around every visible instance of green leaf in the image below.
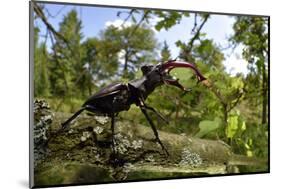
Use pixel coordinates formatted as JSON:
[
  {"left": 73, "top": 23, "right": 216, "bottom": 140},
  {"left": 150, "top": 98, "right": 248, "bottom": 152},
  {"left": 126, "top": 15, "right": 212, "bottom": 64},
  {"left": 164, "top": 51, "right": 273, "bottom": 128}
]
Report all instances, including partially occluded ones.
[
  {"left": 226, "top": 115, "right": 239, "bottom": 138},
  {"left": 155, "top": 23, "right": 162, "bottom": 31},
  {"left": 195, "top": 117, "right": 221, "bottom": 138},
  {"left": 241, "top": 121, "right": 246, "bottom": 131},
  {"left": 231, "top": 76, "right": 244, "bottom": 89},
  {"left": 246, "top": 150, "right": 253, "bottom": 157},
  {"left": 169, "top": 68, "right": 198, "bottom": 88}
]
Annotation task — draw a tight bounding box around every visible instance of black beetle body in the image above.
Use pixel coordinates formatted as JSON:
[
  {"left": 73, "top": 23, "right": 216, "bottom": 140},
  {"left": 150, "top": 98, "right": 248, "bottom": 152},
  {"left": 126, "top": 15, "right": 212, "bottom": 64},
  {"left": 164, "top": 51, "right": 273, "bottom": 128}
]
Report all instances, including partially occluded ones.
[{"left": 61, "top": 60, "right": 206, "bottom": 156}]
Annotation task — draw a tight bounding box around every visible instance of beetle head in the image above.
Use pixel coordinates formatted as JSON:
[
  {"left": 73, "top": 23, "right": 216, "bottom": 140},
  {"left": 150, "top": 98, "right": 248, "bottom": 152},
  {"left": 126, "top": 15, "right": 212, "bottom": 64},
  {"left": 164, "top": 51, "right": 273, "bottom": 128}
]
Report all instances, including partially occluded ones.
[{"left": 141, "top": 60, "right": 206, "bottom": 92}]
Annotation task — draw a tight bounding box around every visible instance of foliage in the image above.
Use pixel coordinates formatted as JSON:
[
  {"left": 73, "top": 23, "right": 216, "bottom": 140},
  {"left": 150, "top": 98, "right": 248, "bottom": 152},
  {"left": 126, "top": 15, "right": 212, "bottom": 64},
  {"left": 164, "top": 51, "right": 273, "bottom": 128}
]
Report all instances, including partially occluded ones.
[
  {"left": 230, "top": 16, "right": 269, "bottom": 124},
  {"left": 34, "top": 42, "right": 50, "bottom": 97},
  {"left": 153, "top": 10, "right": 189, "bottom": 31},
  {"left": 160, "top": 41, "right": 172, "bottom": 61},
  {"left": 99, "top": 24, "right": 158, "bottom": 79},
  {"left": 195, "top": 117, "right": 221, "bottom": 138},
  {"left": 48, "top": 9, "right": 84, "bottom": 97}
]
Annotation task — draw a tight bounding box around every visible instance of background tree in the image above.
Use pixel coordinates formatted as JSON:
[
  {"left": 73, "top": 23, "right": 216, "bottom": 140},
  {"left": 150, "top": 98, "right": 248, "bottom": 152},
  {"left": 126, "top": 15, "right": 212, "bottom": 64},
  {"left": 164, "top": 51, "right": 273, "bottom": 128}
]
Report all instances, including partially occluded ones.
[
  {"left": 80, "top": 37, "right": 98, "bottom": 96},
  {"left": 100, "top": 24, "right": 158, "bottom": 79},
  {"left": 230, "top": 16, "right": 268, "bottom": 125},
  {"left": 49, "top": 9, "right": 85, "bottom": 97},
  {"left": 160, "top": 41, "right": 172, "bottom": 61},
  {"left": 34, "top": 27, "right": 50, "bottom": 97}
]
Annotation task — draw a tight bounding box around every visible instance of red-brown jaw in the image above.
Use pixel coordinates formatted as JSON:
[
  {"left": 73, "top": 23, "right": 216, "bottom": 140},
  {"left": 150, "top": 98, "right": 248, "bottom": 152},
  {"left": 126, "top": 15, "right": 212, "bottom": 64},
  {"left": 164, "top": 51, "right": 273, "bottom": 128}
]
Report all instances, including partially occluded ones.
[{"left": 160, "top": 60, "right": 207, "bottom": 91}]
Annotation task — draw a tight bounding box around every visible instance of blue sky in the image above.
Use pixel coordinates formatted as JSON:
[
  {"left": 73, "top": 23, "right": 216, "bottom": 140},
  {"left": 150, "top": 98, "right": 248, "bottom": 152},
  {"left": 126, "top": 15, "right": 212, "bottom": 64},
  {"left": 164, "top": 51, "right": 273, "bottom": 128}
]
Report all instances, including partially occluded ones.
[{"left": 35, "top": 3, "right": 248, "bottom": 76}]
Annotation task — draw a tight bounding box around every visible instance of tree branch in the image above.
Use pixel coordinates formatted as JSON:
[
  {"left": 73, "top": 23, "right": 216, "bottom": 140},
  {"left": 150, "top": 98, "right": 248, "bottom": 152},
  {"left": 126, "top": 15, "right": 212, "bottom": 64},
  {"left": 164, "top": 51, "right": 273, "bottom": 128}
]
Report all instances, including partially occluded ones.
[
  {"left": 32, "top": 1, "right": 74, "bottom": 54},
  {"left": 44, "top": 5, "right": 67, "bottom": 18},
  {"left": 227, "top": 91, "right": 244, "bottom": 113},
  {"left": 118, "top": 9, "right": 136, "bottom": 27},
  {"left": 128, "top": 10, "right": 150, "bottom": 38},
  {"left": 187, "top": 14, "right": 210, "bottom": 50},
  {"left": 191, "top": 13, "right": 198, "bottom": 33}
]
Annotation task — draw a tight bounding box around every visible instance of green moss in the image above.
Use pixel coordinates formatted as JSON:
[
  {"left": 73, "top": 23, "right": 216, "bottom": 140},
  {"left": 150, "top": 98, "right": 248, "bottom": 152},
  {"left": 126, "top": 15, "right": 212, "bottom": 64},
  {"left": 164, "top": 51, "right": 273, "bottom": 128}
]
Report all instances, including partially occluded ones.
[
  {"left": 127, "top": 170, "right": 204, "bottom": 180},
  {"left": 34, "top": 162, "right": 113, "bottom": 186}
]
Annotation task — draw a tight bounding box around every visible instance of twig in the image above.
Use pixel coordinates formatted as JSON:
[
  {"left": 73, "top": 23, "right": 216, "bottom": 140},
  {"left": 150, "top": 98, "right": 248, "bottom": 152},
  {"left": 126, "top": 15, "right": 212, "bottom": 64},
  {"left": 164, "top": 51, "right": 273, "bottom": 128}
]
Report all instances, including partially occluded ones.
[
  {"left": 187, "top": 14, "right": 210, "bottom": 50},
  {"left": 127, "top": 10, "right": 150, "bottom": 38},
  {"left": 179, "top": 14, "right": 210, "bottom": 61},
  {"left": 44, "top": 5, "right": 67, "bottom": 18},
  {"left": 32, "top": 1, "right": 75, "bottom": 55},
  {"left": 227, "top": 91, "right": 243, "bottom": 113},
  {"left": 227, "top": 83, "right": 247, "bottom": 112},
  {"left": 118, "top": 9, "right": 136, "bottom": 27},
  {"left": 191, "top": 13, "right": 198, "bottom": 34},
  {"left": 33, "top": 2, "right": 65, "bottom": 43}
]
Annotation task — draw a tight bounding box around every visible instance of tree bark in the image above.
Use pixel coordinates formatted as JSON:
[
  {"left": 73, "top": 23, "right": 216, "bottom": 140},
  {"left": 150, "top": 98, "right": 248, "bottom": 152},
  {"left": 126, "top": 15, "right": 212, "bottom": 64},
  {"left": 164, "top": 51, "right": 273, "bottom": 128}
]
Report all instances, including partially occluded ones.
[
  {"left": 33, "top": 98, "right": 267, "bottom": 186},
  {"left": 43, "top": 112, "right": 267, "bottom": 170}
]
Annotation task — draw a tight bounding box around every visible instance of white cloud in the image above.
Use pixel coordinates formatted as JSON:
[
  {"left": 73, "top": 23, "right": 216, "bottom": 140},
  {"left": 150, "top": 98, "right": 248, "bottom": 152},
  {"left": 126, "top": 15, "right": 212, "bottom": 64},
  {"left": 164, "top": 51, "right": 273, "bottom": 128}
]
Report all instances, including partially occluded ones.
[
  {"left": 117, "top": 49, "right": 126, "bottom": 64},
  {"left": 150, "top": 16, "right": 164, "bottom": 26},
  {"left": 149, "top": 16, "right": 165, "bottom": 33},
  {"left": 223, "top": 44, "right": 249, "bottom": 76},
  {"left": 105, "top": 19, "right": 132, "bottom": 30},
  {"left": 224, "top": 54, "right": 249, "bottom": 76}
]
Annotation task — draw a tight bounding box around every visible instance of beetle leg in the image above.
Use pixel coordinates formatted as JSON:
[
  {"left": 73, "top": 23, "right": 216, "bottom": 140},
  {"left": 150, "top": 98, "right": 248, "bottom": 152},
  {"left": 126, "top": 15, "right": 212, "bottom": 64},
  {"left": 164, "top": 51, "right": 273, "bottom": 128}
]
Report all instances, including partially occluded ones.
[
  {"left": 140, "top": 106, "right": 169, "bottom": 156},
  {"left": 110, "top": 113, "right": 116, "bottom": 156},
  {"left": 139, "top": 96, "right": 169, "bottom": 124},
  {"left": 61, "top": 107, "right": 86, "bottom": 130},
  {"left": 84, "top": 104, "right": 98, "bottom": 112},
  {"left": 144, "top": 105, "right": 169, "bottom": 124}
]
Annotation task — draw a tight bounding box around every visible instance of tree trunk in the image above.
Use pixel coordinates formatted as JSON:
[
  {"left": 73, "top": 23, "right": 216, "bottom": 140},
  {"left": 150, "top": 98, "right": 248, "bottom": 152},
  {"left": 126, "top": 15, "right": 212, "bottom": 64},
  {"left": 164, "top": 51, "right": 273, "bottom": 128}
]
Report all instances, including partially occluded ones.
[
  {"left": 222, "top": 103, "right": 229, "bottom": 142},
  {"left": 123, "top": 50, "right": 129, "bottom": 76},
  {"left": 261, "top": 62, "right": 268, "bottom": 124}
]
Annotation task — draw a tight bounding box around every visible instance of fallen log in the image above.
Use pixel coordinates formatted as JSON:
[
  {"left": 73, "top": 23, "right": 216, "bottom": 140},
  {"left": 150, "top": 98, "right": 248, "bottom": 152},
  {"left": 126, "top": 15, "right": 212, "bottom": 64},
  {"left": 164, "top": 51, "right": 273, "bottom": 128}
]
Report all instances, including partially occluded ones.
[{"left": 33, "top": 100, "right": 267, "bottom": 186}]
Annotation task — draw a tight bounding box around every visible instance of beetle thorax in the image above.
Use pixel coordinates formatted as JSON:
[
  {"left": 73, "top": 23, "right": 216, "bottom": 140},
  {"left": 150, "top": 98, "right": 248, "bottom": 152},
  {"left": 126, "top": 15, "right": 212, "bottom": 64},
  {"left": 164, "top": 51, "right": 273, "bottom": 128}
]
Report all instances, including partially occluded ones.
[{"left": 142, "top": 72, "right": 164, "bottom": 98}]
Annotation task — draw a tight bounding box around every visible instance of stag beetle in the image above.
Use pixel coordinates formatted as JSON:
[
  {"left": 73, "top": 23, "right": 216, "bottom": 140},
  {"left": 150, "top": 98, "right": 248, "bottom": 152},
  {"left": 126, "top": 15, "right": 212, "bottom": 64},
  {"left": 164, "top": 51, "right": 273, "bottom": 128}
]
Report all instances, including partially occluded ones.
[{"left": 61, "top": 60, "right": 206, "bottom": 156}]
